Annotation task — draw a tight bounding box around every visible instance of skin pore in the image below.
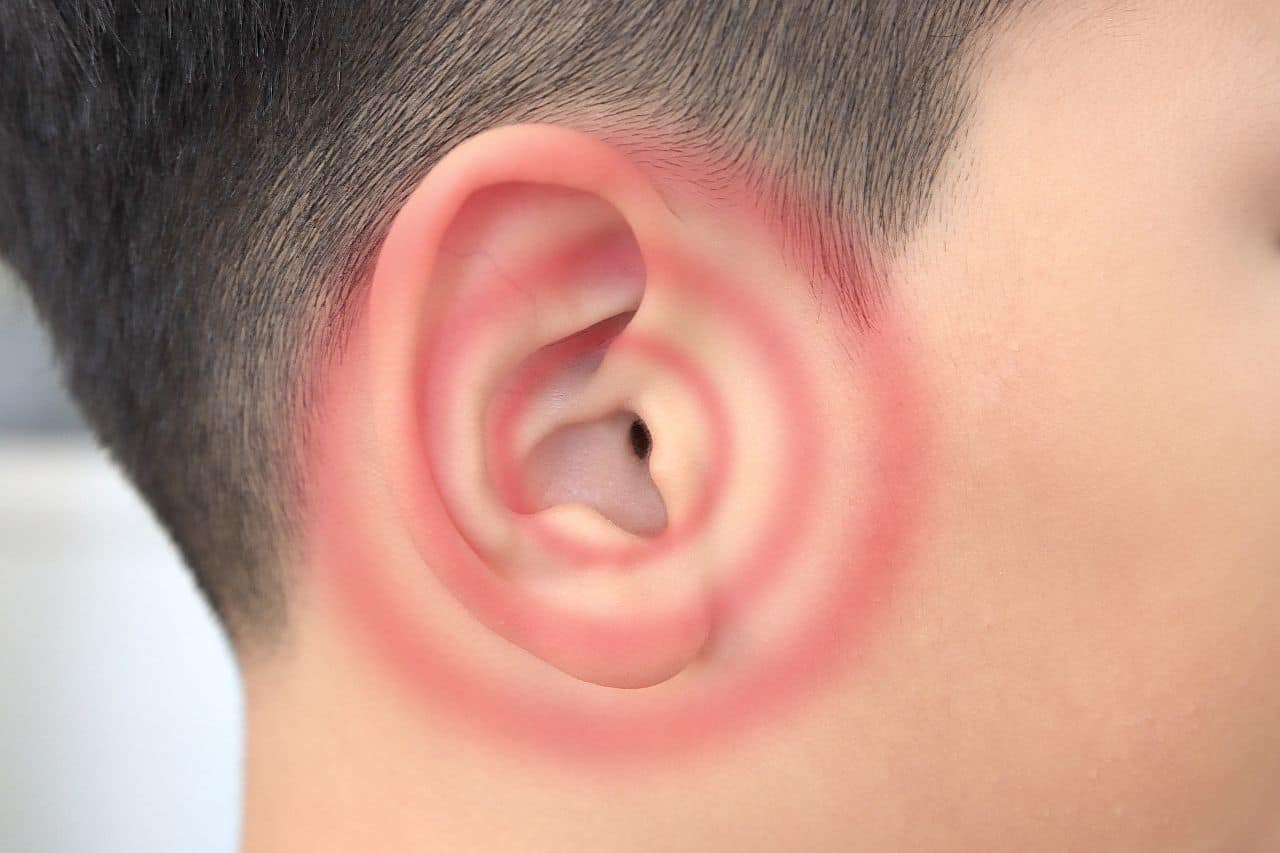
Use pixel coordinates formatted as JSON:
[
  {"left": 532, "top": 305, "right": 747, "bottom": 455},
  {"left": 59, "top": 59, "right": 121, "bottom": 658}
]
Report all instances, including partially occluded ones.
[{"left": 241, "top": 3, "right": 1280, "bottom": 851}]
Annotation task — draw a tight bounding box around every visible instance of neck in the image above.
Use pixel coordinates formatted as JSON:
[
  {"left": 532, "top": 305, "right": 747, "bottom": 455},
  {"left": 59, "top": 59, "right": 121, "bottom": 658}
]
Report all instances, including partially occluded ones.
[{"left": 235, "top": 627, "right": 838, "bottom": 853}]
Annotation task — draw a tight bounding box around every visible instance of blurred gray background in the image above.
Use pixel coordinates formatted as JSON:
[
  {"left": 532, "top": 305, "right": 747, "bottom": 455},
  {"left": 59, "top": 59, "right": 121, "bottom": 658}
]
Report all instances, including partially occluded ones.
[{"left": 0, "top": 264, "right": 242, "bottom": 853}]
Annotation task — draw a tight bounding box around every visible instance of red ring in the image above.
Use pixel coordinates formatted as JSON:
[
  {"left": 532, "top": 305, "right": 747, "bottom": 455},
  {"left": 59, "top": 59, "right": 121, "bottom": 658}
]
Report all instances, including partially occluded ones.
[{"left": 312, "top": 232, "right": 927, "bottom": 763}]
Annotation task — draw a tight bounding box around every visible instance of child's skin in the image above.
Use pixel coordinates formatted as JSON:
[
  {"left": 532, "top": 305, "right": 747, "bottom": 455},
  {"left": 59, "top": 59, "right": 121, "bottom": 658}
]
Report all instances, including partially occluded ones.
[{"left": 242, "top": 2, "right": 1280, "bottom": 850}]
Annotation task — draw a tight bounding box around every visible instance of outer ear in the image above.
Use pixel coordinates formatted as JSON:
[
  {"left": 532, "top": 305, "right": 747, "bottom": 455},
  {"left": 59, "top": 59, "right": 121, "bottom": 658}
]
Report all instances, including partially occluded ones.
[{"left": 365, "top": 126, "right": 736, "bottom": 689}]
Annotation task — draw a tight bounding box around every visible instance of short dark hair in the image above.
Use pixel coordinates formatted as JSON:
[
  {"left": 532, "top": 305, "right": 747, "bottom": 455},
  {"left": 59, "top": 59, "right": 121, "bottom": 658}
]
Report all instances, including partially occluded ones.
[{"left": 0, "top": 1, "right": 1029, "bottom": 643}]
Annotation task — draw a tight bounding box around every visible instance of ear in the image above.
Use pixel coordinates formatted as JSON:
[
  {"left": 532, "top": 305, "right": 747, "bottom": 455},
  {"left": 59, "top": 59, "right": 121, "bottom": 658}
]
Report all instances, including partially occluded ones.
[{"left": 355, "top": 125, "right": 815, "bottom": 690}]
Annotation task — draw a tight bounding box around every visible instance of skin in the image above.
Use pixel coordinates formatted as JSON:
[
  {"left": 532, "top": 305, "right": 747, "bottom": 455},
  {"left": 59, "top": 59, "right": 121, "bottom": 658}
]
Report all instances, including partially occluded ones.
[{"left": 241, "top": 2, "right": 1280, "bottom": 850}]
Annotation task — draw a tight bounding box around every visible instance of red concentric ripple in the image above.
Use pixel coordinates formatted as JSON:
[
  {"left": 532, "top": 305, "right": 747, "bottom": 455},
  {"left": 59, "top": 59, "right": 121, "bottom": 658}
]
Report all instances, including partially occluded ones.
[{"left": 312, "top": 232, "right": 928, "bottom": 764}]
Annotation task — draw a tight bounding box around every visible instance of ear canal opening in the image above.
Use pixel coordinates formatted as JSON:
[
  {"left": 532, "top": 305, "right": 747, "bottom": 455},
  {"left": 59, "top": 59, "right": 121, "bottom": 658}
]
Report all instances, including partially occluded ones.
[
  {"left": 629, "top": 417, "right": 653, "bottom": 461},
  {"left": 519, "top": 410, "right": 668, "bottom": 539},
  {"left": 501, "top": 312, "right": 669, "bottom": 539}
]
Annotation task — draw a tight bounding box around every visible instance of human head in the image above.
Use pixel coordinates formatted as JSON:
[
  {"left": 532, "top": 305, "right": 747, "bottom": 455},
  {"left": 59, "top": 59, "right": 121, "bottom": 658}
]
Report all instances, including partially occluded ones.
[
  {"left": 0, "top": 0, "right": 1023, "bottom": 638},
  {"left": 3, "top": 2, "right": 1279, "bottom": 850}
]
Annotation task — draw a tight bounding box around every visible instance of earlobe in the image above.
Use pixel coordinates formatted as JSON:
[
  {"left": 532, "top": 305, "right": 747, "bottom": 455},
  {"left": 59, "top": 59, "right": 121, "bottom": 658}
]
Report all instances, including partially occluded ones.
[{"left": 366, "top": 127, "right": 722, "bottom": 688}]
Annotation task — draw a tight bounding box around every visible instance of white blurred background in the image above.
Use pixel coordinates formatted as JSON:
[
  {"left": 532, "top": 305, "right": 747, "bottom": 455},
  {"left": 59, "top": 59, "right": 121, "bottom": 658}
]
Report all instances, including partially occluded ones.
[{"left": 0, "top": 265, "right": 242, "bottom": 853}]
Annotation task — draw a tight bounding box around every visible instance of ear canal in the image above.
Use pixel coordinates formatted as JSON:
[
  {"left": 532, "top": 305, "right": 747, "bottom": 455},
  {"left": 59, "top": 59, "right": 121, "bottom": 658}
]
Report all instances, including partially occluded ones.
[
  {"left": 628, "top": 417, "right": 653, "bottom": 461},
  {"left": 499, "top": 313, "right": 669, "bottom": 537},
  {"left": 522, "top": 410, "right": 668, "bottom": 537}
]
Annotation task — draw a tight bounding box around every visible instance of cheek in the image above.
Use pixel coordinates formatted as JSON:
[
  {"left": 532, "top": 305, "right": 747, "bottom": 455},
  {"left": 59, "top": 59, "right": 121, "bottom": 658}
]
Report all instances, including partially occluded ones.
[
  {"left": 895, "top": 243, "right": 1280, "bottom": 845},
  {"left": 947, "top": 285, "right": 1274, "bottom": 845}
]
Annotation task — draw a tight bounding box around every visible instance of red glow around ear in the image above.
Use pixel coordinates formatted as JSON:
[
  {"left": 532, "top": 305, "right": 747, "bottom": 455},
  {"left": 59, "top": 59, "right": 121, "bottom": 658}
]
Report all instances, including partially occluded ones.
[{"left": 306, "top": 128, "right": 933, "bottom": 765}]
